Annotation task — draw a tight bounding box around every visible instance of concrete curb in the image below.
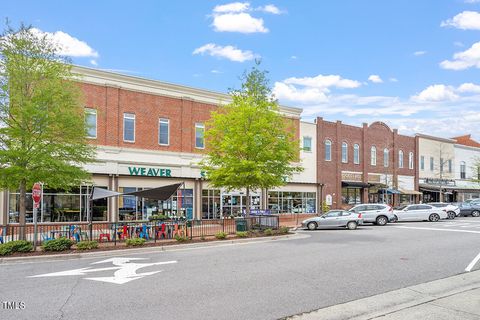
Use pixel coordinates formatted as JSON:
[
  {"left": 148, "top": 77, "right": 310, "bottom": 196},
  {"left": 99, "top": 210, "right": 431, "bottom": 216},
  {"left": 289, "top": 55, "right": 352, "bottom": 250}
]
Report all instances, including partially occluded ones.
[
  {"left": 0, "top": 232, "right": 308, "bottom": 264},
  {"left": 287, "top": 270, "right": 480, "bottom": 320}
]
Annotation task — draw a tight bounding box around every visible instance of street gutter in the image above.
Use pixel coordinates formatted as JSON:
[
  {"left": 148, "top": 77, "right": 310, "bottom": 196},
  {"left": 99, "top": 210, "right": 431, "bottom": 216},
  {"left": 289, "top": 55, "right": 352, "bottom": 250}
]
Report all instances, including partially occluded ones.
[{"left": 0, "top": 232, "right": 309, "bottom": 265}]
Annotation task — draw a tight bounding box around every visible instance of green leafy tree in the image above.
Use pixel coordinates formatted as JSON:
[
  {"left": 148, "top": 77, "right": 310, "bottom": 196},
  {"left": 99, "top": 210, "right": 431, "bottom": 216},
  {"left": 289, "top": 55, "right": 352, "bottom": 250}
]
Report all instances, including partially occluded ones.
[
  {"left": 201, "top": 65, "right": 303, "bottom": 217},
  {"left": 0, "top": 24, "right": 95, "bottom": 237}
]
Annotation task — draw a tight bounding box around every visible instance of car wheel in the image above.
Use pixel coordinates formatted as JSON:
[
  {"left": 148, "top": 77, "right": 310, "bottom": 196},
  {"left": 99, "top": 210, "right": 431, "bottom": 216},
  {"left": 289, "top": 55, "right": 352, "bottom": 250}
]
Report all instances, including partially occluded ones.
[
  {"left": 347, "top": 221, "right": 357, "bottom": 230},
  {"left": 392, "top": 215, "right": 398, "bottom": 223},
  {"left": 447, "top": 211, "right": 456, "bottom": 220},
  {"left": 376, "top": 216, "right": 388, "bottom": 226},
  {"left": 472, "top": 210, "right": 480, "bottom": 217},
  {"left": 307, "top": 222, "right": 317, "bottom": 230},
  {"left": 429, "top": 213, "right": 440, "bottom": 222}
]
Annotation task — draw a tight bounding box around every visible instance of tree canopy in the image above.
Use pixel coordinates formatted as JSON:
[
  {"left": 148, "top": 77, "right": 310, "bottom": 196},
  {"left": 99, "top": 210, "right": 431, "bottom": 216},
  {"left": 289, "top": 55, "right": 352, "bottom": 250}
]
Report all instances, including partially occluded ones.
[
  {"left": 201, "top": 65, "right": 303, "bottom": 216},
  {"left": 0, "top": 24, "right": 95, "bottom": 228}
]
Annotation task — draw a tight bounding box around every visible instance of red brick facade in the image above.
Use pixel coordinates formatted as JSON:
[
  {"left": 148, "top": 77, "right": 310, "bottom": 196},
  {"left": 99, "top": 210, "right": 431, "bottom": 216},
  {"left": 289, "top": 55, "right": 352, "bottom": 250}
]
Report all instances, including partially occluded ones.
[
  {"left": 80, "top": 82, "right": 219, "bottom": 154},
  {"left": 79, "top": 82, "right": 301, "bottom": 154},
  {"left": 316, "top": 118, "right": 417, "bottom": 209}
]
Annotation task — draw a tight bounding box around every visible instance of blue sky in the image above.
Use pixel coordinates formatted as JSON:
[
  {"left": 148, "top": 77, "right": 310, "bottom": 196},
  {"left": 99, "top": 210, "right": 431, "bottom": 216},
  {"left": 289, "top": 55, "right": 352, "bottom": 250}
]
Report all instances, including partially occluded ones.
[{"left": 4, "top": 0, "right": 480, "bottom": 139}]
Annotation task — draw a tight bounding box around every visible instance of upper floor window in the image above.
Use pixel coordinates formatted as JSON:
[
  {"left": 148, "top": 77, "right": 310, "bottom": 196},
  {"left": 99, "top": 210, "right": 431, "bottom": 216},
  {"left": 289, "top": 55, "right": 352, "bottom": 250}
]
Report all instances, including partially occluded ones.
[
  {"left": 123, "top": 113, "right": 135, "bottom": 142},
  {"left": 371, "top": 146, "right": 377, "bottom": 166},
  {"left": 398, "top": 150, "right": 404, "bottom": 168},
  {"left": 353, "top": 144, "right": 360, "bottom": 164},
  {"left": 195, "top": 123, "right": 205, "bottom": 149},
  {"left": 460, "top": 161, "right": 466, "bottom": 179},
  {"left": 448, "top": 159, "right": 452, "bottom": 173},
  {"left": 430, "top": 157, "right": 434, "bottom": 171},
  {"left": 85, "top": 108, "right": 97, "bottom": 139},
  {"left": 158, "top": 118, "right": 169, "bottom": 146},
  {"left": 409, "top": 152, "right": 414, "bottom": 170},
  {"left": 325, "top": 140, "right": 332, "bottom": 161},
  {"left": 420, "top": 156, "right": 425, "bottom": 170},
  {"left": 303, "top": 137, "right": 312, "bottom": 152},
  {"left": 440, "top": 157, "right": 444, "bottom": 173},
  {"left": 383, "top": 148, "right": 389, "bottom": 167},
  {"left": 341, "top": 142, "right": 348, "bottom": 163}
]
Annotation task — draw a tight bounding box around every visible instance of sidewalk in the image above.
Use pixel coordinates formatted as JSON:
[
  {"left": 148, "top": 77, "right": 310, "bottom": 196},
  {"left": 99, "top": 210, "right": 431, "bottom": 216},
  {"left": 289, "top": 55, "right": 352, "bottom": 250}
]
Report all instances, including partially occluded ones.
[{"left": 288, "top": 270, "right": 480, "bottom": 320}]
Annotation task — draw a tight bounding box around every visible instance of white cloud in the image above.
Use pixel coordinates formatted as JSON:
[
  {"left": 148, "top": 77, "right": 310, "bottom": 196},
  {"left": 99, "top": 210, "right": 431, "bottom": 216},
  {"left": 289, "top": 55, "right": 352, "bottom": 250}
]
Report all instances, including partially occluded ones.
[
  {"left": 31, "top": 28, "right": 98, "bottom": 58},
  {"left": 213, "top": 2, "right": 250, "bottom": 13},
  {"left": 412, "top": 84, "right": 459, "bottom": 102},
  {"left": 368, "top": 74, "right": 383, "bottom": 83},
  {"left": 454, "top": 41, "right": 465, "bottom": 47},
  {"left": 465, "top": 0, "right": 480, "bottom": 3},
  {"left": 257, "top": 4, "right": 283, "bottom": 14},
  {"left": 273, "top": 82, "right": 329, "bottom": 104},
  {"left": 211, "top": 69, "right": 223, "bottom": 74},
  {"left": 457, "top": 82, "right": 480, "bottom": 93},
  {"left": 389, "top": 77, "right": 399, "bottom": 82},
  {"left": 290, "top": 55, "right": 297, "bottom": 60},
  {"left": 414, "top": 51, "right": 427, "bottom": 56},
  {"left": 193, "top": 43, "right": 257, "bottom": 62},
  {"left": 282, "top": 74, "right": 361, "bottom": 90},
  {"left": 90, "top": 59, "right": 98, "bottom": 66},
  {"left": 212, "top": 12, "right": 268, "bottom": 33},
  {"left": 440, "top": 41, "right": 480, "bottom": 70},
  {"left": 441, "top": 11, "right": 480, "bottom": 30}
]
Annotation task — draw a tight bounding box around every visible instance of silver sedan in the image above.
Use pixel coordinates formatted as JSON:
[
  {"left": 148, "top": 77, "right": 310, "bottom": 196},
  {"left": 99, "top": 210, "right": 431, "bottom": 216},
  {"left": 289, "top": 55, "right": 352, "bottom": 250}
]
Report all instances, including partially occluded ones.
[{"left": 302, "top": 210, "right": 364, "bottom": 230}]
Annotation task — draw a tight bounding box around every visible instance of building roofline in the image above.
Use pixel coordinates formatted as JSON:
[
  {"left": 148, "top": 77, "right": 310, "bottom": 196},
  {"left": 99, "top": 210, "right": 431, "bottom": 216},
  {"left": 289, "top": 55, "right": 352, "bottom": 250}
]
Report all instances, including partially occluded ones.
[
  {"left": 415, "top": 133, "right": 456, "bottom": 144},
  {"left": 71, "top": 65, "right": 302, "bottom": 118}
]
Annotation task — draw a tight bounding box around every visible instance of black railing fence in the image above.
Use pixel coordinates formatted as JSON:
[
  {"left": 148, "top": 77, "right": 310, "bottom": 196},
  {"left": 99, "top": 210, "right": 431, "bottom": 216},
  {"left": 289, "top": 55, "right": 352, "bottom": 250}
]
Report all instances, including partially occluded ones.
[{"left": 0, "top": 216, "right": 279, "bottom": 246}]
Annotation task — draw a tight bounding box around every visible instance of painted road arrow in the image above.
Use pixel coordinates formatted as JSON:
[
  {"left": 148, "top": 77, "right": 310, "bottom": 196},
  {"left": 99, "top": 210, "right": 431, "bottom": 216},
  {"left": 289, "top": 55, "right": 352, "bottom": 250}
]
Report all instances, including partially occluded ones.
[{"left": 29, "top": 257, "right": 177, "bottom": 284}]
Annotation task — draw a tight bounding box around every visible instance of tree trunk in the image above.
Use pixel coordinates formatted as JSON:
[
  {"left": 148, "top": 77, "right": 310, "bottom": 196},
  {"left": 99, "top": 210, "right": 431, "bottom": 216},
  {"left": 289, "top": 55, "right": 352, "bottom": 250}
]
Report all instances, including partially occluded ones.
[
  {"left": 19, "top": 179, "right": 27, "bottom": 240},
  {"left": 245, "top": 187, "right": 250, "bottom": 218}
]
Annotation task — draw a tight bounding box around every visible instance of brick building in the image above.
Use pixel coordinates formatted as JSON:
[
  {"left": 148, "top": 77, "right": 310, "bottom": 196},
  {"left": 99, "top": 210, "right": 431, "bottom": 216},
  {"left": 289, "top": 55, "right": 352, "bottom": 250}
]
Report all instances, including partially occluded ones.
[
  {"left": 1, "top": 66, "right": 318, "bottom": 225},
  {"left": 316, "top": 118, "right": 419, "bottom": 209}
]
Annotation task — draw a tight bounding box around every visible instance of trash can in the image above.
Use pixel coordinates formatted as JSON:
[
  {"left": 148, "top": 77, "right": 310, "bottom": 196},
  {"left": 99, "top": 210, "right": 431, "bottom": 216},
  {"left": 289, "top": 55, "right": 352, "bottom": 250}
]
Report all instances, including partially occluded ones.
[{"left": 236, "top": 219, "right": 247, "bottom": 232}]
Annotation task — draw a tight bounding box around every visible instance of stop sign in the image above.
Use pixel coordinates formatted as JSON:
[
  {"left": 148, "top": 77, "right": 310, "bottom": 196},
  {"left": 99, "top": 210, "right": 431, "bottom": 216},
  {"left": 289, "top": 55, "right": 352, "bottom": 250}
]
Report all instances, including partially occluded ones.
[{"left": 32, "top": 183, "right": 42, "bottom": 205}]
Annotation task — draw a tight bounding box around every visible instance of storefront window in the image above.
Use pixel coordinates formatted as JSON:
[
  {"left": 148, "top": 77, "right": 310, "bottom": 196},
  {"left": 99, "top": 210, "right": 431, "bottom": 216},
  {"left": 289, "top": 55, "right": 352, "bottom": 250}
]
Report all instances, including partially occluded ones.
[
  {"left": 202, "top": 189, "right": 221, "bottom": 219},
  {"left": 118, "top": 187, "right": 193, "bottom": 221},
  {"left": 8, "top": 186, "right": 108, "bottom": 223},
  {"left": 342, "top": 188, "right": 362, "bottom": 205},
  {"left": 267, "top": 191, "right": 316, "bottom": 214}
]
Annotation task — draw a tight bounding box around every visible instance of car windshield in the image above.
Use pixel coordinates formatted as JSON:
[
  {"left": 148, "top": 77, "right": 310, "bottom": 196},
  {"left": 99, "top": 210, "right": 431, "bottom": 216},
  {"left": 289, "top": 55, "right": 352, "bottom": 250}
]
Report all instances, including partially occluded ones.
[
  {"left": 396, "top": 205, "right": 407, "bottom": 210},
  {"left": 429, "top": 203, "right": 445, "bottom": 208}
]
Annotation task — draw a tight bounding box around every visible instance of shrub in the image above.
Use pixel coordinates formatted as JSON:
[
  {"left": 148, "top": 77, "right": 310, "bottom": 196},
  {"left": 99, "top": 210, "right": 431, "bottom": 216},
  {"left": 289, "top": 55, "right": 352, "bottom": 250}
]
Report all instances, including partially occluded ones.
[
  {"left": 0, "top": 243, "right": 14, "bottom": 256},
  {"left": 126, "top": 238, "right": 146, "bottom": 247},
  {"left": 174, "top": 235, "right": 188, "bottom": 242},
  {"left": 42, "top": 237, "right": 74, "bottom": 252},
  {"left": 200, "top": 236, "right": 206, "bottom": 241},
  {"left": 279, "top": 226, "right": 290, "bottom": 234},
  {"left": 264, "top": 228, "right": 273, "bottom": 236},
  {"left": 215, "top": 232, "right": 227, "bottom": 240},
  {"left": 236, "top": 231, "right": 249, "bottom": 238},
  {"left": 322, "top": 201, "right": 330, "bottom": 213},
  {"left": 76, "top": 241, "right": 99, "bottom": 250},
  {"left": 9, "top": 240, "right": 33, "bottom": 253}
]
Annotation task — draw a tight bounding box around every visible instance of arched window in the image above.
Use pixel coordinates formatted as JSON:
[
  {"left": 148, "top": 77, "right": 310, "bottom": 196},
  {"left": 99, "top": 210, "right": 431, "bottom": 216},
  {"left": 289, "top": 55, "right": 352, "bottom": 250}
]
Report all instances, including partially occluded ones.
[
  {"left": 409, "top": 152, "right": 414, "bottom": 169},
  {"left": 371, "top": 146, "right": 377, "bottom": 166},
  {"left": 341, "top": 142, "right": 348, "bottom": 163},
  {"left": 384, "top": 148, "right": 389, "bottom": 167},
  {"left": 353, "top": 144, "right": 360, "bottom": 164},
  {"left": 325, "top": 140, "right": 332, "bottom": 161},
  {"left": 398, "top": 150, "right": 404, "bottom": 168}
]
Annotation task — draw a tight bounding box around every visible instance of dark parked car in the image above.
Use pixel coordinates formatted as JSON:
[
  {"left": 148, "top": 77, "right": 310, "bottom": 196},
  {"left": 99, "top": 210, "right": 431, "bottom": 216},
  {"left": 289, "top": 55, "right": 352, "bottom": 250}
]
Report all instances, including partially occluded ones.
[{"left": 458, "top": 202, "right": 480, "bottom": 217}]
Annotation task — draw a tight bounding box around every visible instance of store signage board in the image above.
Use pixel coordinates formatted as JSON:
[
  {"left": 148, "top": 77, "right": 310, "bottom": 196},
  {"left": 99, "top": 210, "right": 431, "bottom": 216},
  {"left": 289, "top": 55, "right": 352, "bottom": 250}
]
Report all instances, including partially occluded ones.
[{"left": 128, "top": 166, "right": 172, "bottom": 177}]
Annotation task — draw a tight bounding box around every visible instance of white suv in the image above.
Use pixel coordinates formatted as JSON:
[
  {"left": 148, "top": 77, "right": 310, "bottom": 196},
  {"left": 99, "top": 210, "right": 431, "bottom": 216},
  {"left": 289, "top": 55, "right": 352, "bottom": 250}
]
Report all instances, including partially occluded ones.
[
  {"left": 428, "top": 203, "right": 460, "bottom": 219},
  {"left": 349, "top": 204, "right": 395, "bottom": 226}
]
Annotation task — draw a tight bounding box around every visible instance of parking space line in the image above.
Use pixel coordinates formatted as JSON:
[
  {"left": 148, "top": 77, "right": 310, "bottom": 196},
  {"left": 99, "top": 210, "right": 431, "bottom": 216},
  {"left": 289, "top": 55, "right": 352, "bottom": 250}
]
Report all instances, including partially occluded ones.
[
  {"left": 465, "top": 252, "right": 480, "bottom": 272},
  {"left": 392, "top": 226, "right": 480, "bottom": 234}
]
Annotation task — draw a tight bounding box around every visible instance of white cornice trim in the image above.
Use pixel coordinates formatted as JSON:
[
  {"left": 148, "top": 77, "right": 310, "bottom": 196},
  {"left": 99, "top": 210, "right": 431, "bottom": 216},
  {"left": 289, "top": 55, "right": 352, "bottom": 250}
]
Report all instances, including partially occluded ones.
[
  {"left": 416, "top": 133, "right": 456, "bottom": 144},
  {"left": 71, "top": 65, "right": 302, "bottom": 119}
]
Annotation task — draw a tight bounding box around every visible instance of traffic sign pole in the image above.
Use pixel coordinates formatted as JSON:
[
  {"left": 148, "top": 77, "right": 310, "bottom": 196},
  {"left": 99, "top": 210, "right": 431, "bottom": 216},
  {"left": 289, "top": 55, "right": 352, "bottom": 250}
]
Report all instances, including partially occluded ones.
[{"left": 32, "top": 183, "right": 42, "bottom": 251}]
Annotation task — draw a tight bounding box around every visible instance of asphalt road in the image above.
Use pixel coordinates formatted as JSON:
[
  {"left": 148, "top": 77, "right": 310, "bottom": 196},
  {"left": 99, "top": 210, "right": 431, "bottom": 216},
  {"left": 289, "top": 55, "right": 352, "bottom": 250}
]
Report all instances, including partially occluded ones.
[{"left": 1, "top": 217, "right": 480, "bottom": 320}]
